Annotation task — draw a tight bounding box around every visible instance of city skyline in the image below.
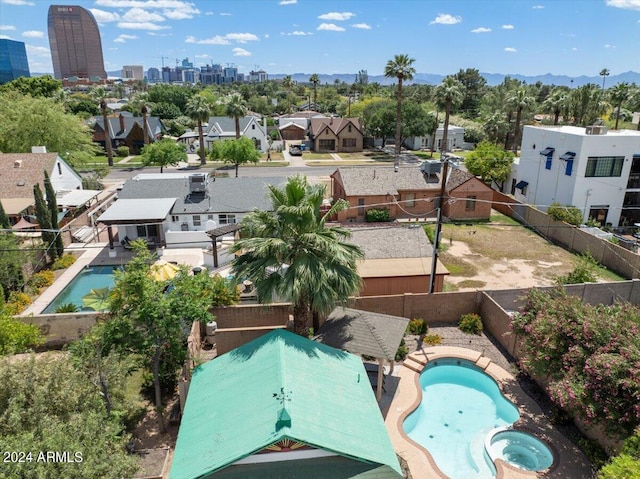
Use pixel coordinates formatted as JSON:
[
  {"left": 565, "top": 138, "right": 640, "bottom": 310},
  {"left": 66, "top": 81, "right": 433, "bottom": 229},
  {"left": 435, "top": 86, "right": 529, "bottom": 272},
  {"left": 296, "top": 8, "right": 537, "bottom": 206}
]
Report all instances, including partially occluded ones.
[{"left": 0, "top": 0, "right": 638, "bottom": 78}]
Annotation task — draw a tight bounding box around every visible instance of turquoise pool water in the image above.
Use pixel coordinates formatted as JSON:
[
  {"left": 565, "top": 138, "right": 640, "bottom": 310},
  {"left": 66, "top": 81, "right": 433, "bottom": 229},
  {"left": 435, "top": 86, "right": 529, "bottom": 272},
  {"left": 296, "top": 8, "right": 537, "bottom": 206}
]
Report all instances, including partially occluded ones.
[
  {"left": 487, "top": 429, "right": 553, "bottom": 471},
  {"left": 43, "top": 265, "right": 118, "bottom": 313},
  {"left": 402, "top": 359, "right": 520, "bottom": 479}
]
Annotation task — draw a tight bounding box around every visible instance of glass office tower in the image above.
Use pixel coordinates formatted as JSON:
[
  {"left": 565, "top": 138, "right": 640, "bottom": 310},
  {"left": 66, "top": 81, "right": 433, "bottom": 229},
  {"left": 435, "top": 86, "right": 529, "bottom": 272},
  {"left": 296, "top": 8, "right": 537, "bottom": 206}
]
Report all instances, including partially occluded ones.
[{"left": 0, "top": 39, "right": 30, "bottom": 84}]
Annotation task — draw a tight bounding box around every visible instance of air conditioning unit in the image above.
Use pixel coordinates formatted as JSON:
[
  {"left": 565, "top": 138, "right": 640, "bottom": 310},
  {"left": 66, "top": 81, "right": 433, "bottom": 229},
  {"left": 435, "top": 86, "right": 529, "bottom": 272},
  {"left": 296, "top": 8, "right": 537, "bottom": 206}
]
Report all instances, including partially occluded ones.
[
  {"left": 585, "top": 125, "right": 608, "bottom": 135},
  {"left": 189, "top": 174, "right": 206, "bottom": 193},
  {"left": 420, "top": 160, "right": 441, "bottom": 175}
]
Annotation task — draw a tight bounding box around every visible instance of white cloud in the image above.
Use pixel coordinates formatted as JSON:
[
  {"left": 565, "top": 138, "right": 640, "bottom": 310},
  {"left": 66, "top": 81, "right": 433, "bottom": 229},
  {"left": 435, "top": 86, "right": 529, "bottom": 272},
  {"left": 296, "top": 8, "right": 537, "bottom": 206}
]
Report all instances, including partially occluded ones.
[
  {"left": 264, "top": 33, "right": 269, "bottom": 38},
  {"left": 232, "top": 47, "right": 251, "bottom": 57},
  {"left": 122, "top": 7, "right": 165, "bottom": 22},
  {"left": 502, "top": 24, "right": 514, "bottom": 29},
  {"left": 318, "top": 12, "right": 355, "bottom": 21},
  {"left": 532, "top": 5, "right": 544, "bottom": 9},
  {"left": 572, "top": 47, "right": 578, "bottom": 51},
  {"left": 504, "top": 47, "right": 517, "bottom": 52},
  {"left": 163, "top": 9, "right": 197, "bottom": 19},
  {"left": 605, "top": 0, "right": 640, "bottom": 10},
  {"left": 351, "top": 23, "right": 372, "bottom": 30},
  {"left": 0, "top": 0, "right": 35, "bottom": 5},
  {"left": 114, "top": 34, "right": 138, "bottom": 42},
  {"left": 204, "top": 11, "right": 214, "bottom": 15},
  {"left": 317, "top": 23, "right": 345, "bottom": 32},
  {"left": 471, "top": 27, "right": 491, "bottom": 33},
  {"left": 220, "top": 12, "right": 231, "bottom": 16},
  {"left": 429, "top": 14, "right": 462, "bottom": 25},
  {"left": 95, "top": 0, "right": 197, "bottom": 8},
  {"left": 0, "top": 25, "right": 16, "bottom": 31},
  {"left": 194, "top": 54, "right": 208, "bottom": 58},
  {"left": 22, "top": 30, "right": 43, "bottom": 38},
  {"left": 279, "top": 0, "right": 297, "bottom": 4},
  {"left": 117, "top": 21, "right": 169, "bottom": 30},
  {"left": 0, "top": 34, "right": 13, "bottom": 40},
  {"left": 291, "top": 31, "right": 308, "bottom": 35},
  {"left": 186, "top": 35, "right": 228, "bottom": 44},
  {"left": 605, "top": 43, "right": 617, "bottom": 48},
  {"left": 225, "top": 32, "right": 259, "bottom": 43},
  {"left": 147, "top": 31, "right": 171, "bottom": 36},
  {"left": 90, "top": 8, "right": 121, "bottom": 23},
  {"left": 26, "top": 45, "right": 50, "bottom": 56}
]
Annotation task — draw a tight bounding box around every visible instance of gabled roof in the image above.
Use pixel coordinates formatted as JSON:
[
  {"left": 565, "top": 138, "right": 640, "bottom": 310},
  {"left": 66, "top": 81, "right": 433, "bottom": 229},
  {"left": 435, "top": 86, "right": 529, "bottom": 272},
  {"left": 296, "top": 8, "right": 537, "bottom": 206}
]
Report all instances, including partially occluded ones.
[
  {"left": 0, "top": 152, "right": 61, "bottom": 199},
  {"left": 315, "top": 307, "right": 410, "bottom": 362},
  {"left": 347, "top": 226, "right": 433, "bottom": 259},
  {"left": 205, "top": 116, "right": 265, "bottom": 137},
  {"left": 309, "top": 118, "right": 362, "bottom": 137},
  {"left": 333, "top": 166, "right": 440, "bottom": 196},
  {"left": 170, "top": 329, "right": 402, "bottom": 479},
  {"left": 446, "top": 167, "right": 480, "bottom": 191},
  {"left": 91, "top": 115, "right": 163, "bottom": 140}
]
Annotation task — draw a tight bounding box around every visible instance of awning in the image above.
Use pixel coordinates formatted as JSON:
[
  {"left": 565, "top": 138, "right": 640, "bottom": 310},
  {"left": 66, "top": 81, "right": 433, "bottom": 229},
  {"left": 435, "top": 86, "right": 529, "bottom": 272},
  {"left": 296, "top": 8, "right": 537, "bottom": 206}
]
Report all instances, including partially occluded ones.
[
  {"left": 57, "top": 208, "right": 69, "bottom": 222},
  {"left": 56, "top": 189, "right": 101, "bottom": 208},
  {"left": 560, "top": 151, "right": 576, "bottom": 161},
  {"left": 12, "top": 217, "right": 38, "bottom": 230},
  {"left": 97, "top": 198, "right": 176, "bottom": 224},
  {"left": 539, "top": 147, "right": 555, "bottom": 156},
  {"left": 515, "top": 180, "right": 529, "bottom": 190},
  {"left": 0, "top": 198, "right": 33, "bottom": 216}
]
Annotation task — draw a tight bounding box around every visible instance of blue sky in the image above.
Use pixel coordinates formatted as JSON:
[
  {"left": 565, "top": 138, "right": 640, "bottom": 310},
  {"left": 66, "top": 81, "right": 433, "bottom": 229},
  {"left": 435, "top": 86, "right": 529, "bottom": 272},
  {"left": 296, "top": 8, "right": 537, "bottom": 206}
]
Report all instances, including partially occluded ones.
[{"left": 0, "top": 0, "right": 638, "bottom": 77}]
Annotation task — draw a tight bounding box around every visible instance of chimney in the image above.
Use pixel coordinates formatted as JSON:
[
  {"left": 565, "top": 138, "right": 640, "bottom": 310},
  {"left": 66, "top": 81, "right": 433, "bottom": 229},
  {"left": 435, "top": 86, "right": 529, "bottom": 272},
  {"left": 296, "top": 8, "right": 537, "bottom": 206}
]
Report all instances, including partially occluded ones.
[
  {"left": 31, "top": 146, "right": 47, "bottom": 153},
  {"left": 119, "top": 114, "right": 126, "bottom": 132}
]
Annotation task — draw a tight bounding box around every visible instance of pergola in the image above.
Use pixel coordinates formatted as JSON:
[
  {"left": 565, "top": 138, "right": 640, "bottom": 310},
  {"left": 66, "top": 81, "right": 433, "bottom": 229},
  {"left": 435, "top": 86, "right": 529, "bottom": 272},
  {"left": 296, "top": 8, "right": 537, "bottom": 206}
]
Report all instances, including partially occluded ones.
[
  {"left": 205, "top": 223, "right": 241, "bottom": 268},
  {"left": 314, "top": 307, "right": 409, "bottom": 401}
]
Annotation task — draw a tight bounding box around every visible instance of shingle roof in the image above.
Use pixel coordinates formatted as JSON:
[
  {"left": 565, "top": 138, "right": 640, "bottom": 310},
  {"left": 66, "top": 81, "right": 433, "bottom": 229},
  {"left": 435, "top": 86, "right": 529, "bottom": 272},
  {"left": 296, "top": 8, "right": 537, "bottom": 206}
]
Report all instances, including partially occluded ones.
[
  {"left": 169, "top": 329, "right": 402, "bottom": 479},
  {"left": 0, "top": 152, "right": 59, "bottom": 199},
  {"left": 205, "top": 116, "right": 265, "bottom": 137},
  {"left": 346, "top": 226, "right": 433, "bottom": 259},
  {"left": 309, "top": 117, "right": 362, "bottom": 137},
  {"left": 446, "top": 166, "right": 477, "bottom": 191},
  {"left": 92, "top": 115, "right": 163, "bottom": 140},
  {"left": 117, "top": 175, "right": 286, "bottom": 214},
  {"left": 314, "top": 307, "right": 410, "bottom": 362},
  {"left": 334, "top": 166, "right": 440, "bottom": 196}
]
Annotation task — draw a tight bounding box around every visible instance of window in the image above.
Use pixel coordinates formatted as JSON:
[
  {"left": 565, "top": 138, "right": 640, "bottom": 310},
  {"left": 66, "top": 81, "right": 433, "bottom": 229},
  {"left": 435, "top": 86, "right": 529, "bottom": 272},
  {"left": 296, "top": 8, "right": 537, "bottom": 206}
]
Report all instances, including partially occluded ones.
[
  {"left": 560, "top": 152, "right": 575, "bottom": 176},
  {"left": 627, "top": 156, "right": 640, "bottom": 189},
  {"left": 219, "top": 214, "right": 236, "bottom": 224},
  {"left": 252, "top": 124, "right": 255, "bottom": 130},
  {"left": 540, "top": 147, "right": 555, "bottom": 170},
  {"left": 319, "top": 139, "right": 335, "bottom": 150},
  {"left": 57, "top": 163, "right": 62, "bottom": 175},
  {"left": 357, "top": 198, "right": 365, "bottom": 216},
  {"left": 193, "top": 215, "right": 201, "bottom": 226},
  {"left": 465, "top": 196, "right": 476, "bottom": 211},
  {"left": 342, "top": 138, "right": 356, "bottom": 148},
  {"left": 405, "top": 193, "right": 415, "bottom": 207},
  {"left": 585, "top": 156, "right": 624, "bottom": 177},
  {"left": 348, "top": 125, "right": 352, "bottom": 132},
  {"left": 171, "top": 215, "right": 179, "bottom": 222}
]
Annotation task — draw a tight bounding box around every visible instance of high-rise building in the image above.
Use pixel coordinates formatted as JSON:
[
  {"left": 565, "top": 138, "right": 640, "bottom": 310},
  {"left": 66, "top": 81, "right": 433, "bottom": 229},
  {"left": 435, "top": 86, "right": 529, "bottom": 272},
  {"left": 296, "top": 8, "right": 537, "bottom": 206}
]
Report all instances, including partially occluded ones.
[
  {"left": 47, "top": 5, "right": 106, "bottom": 79},
  {"left": 147, "top": 67, "right": 160, "bottom": 83},
  {"left": 0, "top": 39, "right": 30, "bottom": 84},
  {"left": 122, "top": 65, "right": 144, "bottom": 80}
]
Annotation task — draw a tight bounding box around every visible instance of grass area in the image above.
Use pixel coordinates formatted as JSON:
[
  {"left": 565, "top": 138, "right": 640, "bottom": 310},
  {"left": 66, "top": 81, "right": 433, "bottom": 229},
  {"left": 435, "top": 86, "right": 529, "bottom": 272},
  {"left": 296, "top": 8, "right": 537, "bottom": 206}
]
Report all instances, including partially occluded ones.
[
  {"left": 124, "top": 368, "right": 146, "bottom": 408},
  {"left": 440, "top": 255, "right": 479, "bottom": 276},
  {"left": 442, "top": 283, "right": 459, "bottom": 292},
  {"left": 305, "top": 160, "right": 376, "bottom": 166},
  {"left": 298, "top": 152, "right": 333, "bottom": 160},
  {"left": 456, "top": 279, "right": 487, "bottom": 289}
]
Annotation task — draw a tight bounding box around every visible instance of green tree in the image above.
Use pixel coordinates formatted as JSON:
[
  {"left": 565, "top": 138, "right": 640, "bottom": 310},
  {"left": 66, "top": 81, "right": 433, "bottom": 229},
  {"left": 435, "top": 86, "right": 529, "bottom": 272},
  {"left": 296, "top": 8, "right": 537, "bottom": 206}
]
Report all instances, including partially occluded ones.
[
  {"left": 33, "top": 183, "right": 55, "bottom": 260},
  {"left": 0, "top": 307, "right": 44, "bottom": 355},
  {"left": 208, "top": 136, "right": 259, "bottom": 177},
  {"left": 44, "top": 171, "right": 64, "bottom": 259},
  {"left": 0, "top": 201, "right": 9, "bottom": 229},
  {"left": 453, "top": 68, "right": 487, "bottom": 118},
  {"left": 309, "top": 73, "right": 320, "bottom": 108},
  {"left": 90, "top": 87, "right": 115, "bottom": 167},
  {"left": 506, "top": 87, "right": 536, "bottom": 152},
  {"left": 401, "top": 101, "right": 438, "bottom": 146},
  {"left": 464, "top": 141, "right": 514, "bottom": 189},
  {"left": 146, "top": 83, "right": 191, "bottom": 113},
  {"left": 610, "top": 82, "right": 631, "bottom": 130},
  {"left": 225, "top": 93, "right": 248, "bottom": 139},
  {"left": 230, "top": 176, "right": 364, "bottom": 335},
  {"left": 140, "top": 139, "right": 187, "bottom": 173},
  {"left": 185, "top": 94, "right": 210, "bottom": 165},
  {"left": 67, "top": 98, "right": 100, "bottom": 117},
  {"left": 542, "top": 89, "right": 570, "bottom": 125},
  {"left": 152, "top": 101, "right": 181, "bottom": 120},
  {"left": 384, "top": 54, "right": 416, "bottom": 165},
  {"left": 0, "top": 234, "right": 27, "bottom": 297},
  {"left": 599, "top": 68, "right": 610, "bottom": 90},
  {"left": 434, "top": 76, "right": 464, "bottom": 153},
  {"left": 281, "top": 75, "right": 294, "bottom": 113},
  {"left": 0, "top": 74, "right": 62, "bottom": 97}
]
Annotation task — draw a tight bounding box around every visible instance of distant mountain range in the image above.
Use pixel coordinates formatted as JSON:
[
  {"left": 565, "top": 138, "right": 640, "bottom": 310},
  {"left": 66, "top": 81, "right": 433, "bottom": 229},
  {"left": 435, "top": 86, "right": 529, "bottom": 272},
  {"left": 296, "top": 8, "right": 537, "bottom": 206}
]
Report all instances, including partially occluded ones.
[{"left": 36, "top": 70, "right": 639, "bottom": 88}]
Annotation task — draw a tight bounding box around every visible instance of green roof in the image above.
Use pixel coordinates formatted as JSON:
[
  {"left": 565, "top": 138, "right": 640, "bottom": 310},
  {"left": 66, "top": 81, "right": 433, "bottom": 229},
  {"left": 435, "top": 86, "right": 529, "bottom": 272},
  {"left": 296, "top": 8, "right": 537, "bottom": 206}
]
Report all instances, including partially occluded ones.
[{"left": 169, "top": 329, "right": 402, "bottom": 479}]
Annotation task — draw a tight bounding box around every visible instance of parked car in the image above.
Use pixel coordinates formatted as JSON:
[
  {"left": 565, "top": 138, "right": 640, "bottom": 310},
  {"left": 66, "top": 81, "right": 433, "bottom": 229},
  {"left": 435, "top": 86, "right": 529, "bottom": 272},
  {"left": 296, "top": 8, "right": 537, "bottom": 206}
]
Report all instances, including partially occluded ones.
[{"left": 289, "top": 146, "right": 303, "bottom": 156}]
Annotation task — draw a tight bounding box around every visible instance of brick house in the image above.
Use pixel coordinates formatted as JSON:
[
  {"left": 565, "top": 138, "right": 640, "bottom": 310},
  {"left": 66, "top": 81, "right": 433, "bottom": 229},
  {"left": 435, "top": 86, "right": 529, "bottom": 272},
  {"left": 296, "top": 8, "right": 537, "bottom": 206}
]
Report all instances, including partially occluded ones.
[
  {"left": 91, "top": 113, "right": 164, "bottom": 155},
  {"left": 309, "top": 118, "right": 363, "bottom": 153},
  {"left": 331, "top": 166, "right": 492, "bottom": 222}
]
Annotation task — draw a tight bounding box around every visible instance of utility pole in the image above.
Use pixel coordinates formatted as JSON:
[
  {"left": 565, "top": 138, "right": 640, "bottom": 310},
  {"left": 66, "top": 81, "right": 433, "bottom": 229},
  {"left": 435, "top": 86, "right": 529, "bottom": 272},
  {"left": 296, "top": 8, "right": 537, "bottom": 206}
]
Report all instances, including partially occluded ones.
[{"left": 429, "top": 155, "right": 449, "bottom": 294}]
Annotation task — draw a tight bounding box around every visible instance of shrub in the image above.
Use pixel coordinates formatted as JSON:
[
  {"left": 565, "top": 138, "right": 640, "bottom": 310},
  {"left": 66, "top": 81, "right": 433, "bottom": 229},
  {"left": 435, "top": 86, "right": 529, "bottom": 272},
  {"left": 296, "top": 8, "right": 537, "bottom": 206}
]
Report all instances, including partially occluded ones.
[
  {"left": 555, "top": 251, "right": 598, "bottom": 285},
  {"left": 395, "top": 338, "right": 408, "bottom": 361},
  {"left": 407, "top": 318, "right": 428, "bottom": 336},
  {"left": 6, "top": 291, "right": 32, "bottom": 314},
  {"left": 458, "top": 313, "right": 483, "bottom": 335},
  {"left": 29, "top": 270, "right": 55, "bottom": 289},
  {"left": 547, "top": 202, "right": 584, "bottom": 226},
  {"left": 52, "top": 254, "right": 77, "bottom": 270},
  {"left": 422, "top": 334, "right": 442, "bottom": 346},
  {"left": 0, "top": 313, "right": 44, "bottom": 354},
  {"left": 55, "top": 303, "right": 79, "bottom": 313},
  {"left": 117, "top": 146, "right": 130, "bottom": 157},
  {"left": 365, "top": 208, "right": 391, "bottom": 222}
]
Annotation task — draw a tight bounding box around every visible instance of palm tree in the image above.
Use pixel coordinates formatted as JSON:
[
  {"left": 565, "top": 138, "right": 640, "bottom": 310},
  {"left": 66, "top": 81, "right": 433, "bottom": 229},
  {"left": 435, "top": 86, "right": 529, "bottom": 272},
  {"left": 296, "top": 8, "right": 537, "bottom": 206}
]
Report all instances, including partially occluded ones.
[
  {"left": 230, "top": 176, "right": 363, "bottom": 336},
  {"left": 91, "top": 87, "right": 114, "bottom": 167},
  {"left": 309, "top": 73, "right": 320, "bottom": 109},
  {"left": 506, "top": 87, "right": 536, "bottom": 152},
  {"left": 185, "top": 94, "right": 211, "bottom": 165},
  {"left": 282, "top": 75, "right": 293, "bottom": 113},
  {"left": 609, "top": 82, "right": 630, "bottom": 130},
  {"left": 225, "top": 93, "right": 248, "bottom": 139},
  {"left": 542, "top": 89, "right": 569, "bottom": 125},
  {"left": 434, "top": 76, "right": 464, "bottom": 155},
  {"left": 384, "top": 54, "right": 416, "bottom": 165},
  {"left": 599, "top": 68, "right": 610, "bottom": 90}
]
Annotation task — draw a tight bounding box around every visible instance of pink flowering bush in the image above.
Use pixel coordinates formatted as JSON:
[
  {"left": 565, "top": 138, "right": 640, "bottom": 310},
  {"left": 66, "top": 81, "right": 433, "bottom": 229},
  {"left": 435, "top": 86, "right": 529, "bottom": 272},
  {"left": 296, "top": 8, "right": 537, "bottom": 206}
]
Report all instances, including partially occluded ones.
[{"left": 512, "top": 288, "right": 640, "bottom": 438}]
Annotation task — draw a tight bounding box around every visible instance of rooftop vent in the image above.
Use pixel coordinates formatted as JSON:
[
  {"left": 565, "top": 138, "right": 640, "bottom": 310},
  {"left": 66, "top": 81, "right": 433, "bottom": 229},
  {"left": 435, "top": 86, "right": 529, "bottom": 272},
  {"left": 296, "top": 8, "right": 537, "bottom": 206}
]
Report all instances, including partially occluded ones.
[
  {"left": 31, "top": 146, "right": 47, "bottom": 153},
  {"left": 585, "top": 125, "right": 608, "bottom": 135},
  {"left": 189, "top": 174, "right": 206, "bottom": 194},
  {"left": 420, "top": 160, "right": 442, "bottom": 175},
  {"left": 14, "top": 160, "right": 22, "bottom": 168}
]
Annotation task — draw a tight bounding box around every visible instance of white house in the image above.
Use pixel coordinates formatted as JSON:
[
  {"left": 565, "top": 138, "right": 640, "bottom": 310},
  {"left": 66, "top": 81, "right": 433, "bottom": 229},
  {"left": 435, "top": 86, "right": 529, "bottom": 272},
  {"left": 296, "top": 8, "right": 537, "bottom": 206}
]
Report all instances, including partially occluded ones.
[
  {"left": 508, "top": 125, "right": 640, "bottom": 227},
  {"left": 204, "top": 116, "right": 269, "bottom": 152},
  {"left": 404, "top": 125, "right": 466, "bottom": 152}
]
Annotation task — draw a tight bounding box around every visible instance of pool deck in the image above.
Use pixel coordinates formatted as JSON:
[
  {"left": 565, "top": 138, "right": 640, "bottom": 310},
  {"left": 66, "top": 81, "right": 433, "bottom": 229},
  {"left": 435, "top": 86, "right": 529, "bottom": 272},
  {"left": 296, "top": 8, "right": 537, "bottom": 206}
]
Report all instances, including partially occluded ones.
[{"left": 384, "top": 346, "right": 593, "bottom": 479}]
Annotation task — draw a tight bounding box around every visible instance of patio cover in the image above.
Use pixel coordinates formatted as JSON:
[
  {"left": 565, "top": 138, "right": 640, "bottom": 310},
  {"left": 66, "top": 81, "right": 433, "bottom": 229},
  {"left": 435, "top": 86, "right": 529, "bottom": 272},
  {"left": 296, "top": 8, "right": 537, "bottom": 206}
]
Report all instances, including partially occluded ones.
[
  {"left": 12, "top": 217, "right": 38, "bottom": 230},
  {"left": 56, "top": 189, "right": 101, "bottom": 208},
  {"left": 1, "top": 198, "right": 33, "bottom": 216},
  {"left": 97, "top": 198, "right": 176, "bottom": 224}
]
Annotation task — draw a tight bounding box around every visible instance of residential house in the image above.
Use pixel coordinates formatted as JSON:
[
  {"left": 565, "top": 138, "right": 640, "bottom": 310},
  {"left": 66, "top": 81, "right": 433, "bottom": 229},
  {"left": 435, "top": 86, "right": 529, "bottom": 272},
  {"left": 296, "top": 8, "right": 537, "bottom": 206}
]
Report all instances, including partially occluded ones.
[
  {"left": 204, "top": 116, "right": 269, "bottom": 152},
  {"left": 90, "top": 113, "right": 164, "bottom": 155},
  {"left": 331, "top": 165, "right": 492, "bottom": 222},
  {"left": 169, "top": 329, "right": 403, "bottom": 479},
  {"left": 97, "top": 173, "right": 286, "bottom": 248},
  {"left": 0, "top": 147, "right": 84, "bottom": 224},
  {"left": 404, "top": 124, "right": 466, "bottom": 152},
  {"left": 308, "top": 117, "right": 363, "bottom": 153},
  {"left": 346, "top": 226, "right": 448, "bottom": 295},
  {"left": 508, "top": 125, "right": 640, "bottom": 227},
  {"left": 277, "top": 111, "right": 327, "bottom": 142}
]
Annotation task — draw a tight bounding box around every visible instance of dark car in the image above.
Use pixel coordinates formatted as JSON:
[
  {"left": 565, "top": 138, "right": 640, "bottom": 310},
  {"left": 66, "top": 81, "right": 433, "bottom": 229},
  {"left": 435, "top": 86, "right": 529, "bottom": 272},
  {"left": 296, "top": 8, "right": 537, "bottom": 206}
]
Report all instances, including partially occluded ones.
[{"left": 289, "top": 146, "right": 303, "bottom": 156}]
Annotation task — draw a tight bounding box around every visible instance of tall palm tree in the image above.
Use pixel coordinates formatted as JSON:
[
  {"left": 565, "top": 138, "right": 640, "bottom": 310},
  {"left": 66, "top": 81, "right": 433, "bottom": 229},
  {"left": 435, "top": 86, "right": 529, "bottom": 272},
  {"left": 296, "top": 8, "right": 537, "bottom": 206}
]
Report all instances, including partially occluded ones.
[
  {"left": 542, "top": 89, "right": 569, "bottom": 125},
  {"left": 282, "top": 75, "right": 293, "bottom": 113},
  {"left": 91, "top": 87, "right": 114, "bottom": 167},
  {"left": 309, "top": 73, "right": 320, "bottom": 109},
  {"left": 506, "top": 87, "right": 536, "bottom": 152},
  {"left": 185, "top": 94, "right": 211, "bottom": 165},
  {"left": 599, "top": 68, "right": 610, "bottom": 90},
  {"left": 225, "top": 93, "right": 248, "bottom": 139},
  {"left": 609, "top": 82, "right": 630, "bottom": 130},
  {"left": 230, "top": 176, "right": 363, "bottom": 336},
  {"left": 384, "top": 54, "right": 416, "bottom": 165},
  {"left": 434, "top": 76, "right": 464, "bottom": 155}
]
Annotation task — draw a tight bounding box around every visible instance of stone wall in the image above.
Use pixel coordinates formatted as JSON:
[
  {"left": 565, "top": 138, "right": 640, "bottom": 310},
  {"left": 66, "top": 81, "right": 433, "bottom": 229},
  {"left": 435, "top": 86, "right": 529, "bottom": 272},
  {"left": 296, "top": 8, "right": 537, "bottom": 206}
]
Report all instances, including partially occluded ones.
[{"left": 21, "top": 312, "right": 98, "bottom": 349}]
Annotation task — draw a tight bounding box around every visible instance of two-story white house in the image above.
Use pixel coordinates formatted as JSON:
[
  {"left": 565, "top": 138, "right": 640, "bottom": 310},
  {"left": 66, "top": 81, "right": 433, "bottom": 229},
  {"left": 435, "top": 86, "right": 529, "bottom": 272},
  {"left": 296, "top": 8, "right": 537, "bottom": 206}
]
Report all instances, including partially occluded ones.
[
  {"left": 508, "top": 125, "right": 640, "bottom": 227},
  {"left": 204, "top": 116, "right": 269, "bottom": 152},
  {"left": 404, "top": 124, "right": 466, "bottom": 152}
]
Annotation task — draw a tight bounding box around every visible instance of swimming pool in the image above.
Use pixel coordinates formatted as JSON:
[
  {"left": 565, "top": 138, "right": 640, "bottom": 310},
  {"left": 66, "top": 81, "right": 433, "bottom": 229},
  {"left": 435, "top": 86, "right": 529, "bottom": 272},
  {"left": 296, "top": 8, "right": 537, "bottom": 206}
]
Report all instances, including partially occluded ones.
[
  {"left": 43, "top": 265, "right": 118, "bottom": 313},
  {"left": 402, "top": 359, "right": 545, "bottom": 479}
]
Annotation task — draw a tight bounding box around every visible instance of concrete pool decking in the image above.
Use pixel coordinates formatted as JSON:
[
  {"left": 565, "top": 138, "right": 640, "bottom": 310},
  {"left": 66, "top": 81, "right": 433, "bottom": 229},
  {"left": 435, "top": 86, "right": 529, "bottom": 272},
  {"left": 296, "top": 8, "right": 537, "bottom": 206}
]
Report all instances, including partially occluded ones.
[{"left": 384, "top": 346, "right": 593, "bottom": 479}]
